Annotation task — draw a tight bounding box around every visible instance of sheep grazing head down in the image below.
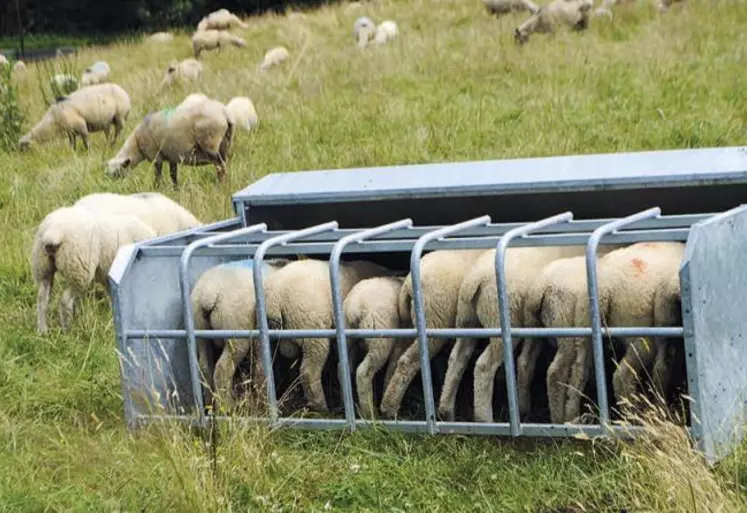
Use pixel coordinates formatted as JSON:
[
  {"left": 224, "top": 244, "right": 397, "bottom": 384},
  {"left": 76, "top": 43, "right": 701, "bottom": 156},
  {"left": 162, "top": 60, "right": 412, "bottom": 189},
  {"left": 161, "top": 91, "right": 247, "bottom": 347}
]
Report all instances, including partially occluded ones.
[
  {"left": 18, "top": 135, "right": 32, "bottom": 152},
  {"left": 106, "top": 154, "right": 142, "bottom": 178}
]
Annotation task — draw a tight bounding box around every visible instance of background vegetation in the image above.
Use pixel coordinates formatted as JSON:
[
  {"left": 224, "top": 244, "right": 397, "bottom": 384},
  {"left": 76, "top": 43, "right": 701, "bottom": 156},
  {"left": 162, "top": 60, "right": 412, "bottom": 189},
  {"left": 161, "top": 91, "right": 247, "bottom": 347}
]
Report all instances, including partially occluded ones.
[{"left": 1, "top": 0, "right": 747, "bottom": 510}]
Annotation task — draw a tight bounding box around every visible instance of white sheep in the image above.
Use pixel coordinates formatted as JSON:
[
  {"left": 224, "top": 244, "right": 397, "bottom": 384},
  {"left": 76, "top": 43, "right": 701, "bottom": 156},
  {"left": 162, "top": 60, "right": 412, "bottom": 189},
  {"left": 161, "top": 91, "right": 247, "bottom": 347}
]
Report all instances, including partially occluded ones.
[
  {"left": 484, "top": 0, "right": 540, "bottom": 16},
  {"left": 73, "top": 192, "right": 202, "bottom": 236},
  {"left": 19, "top": 83, "right": 131, "bottom": 151},
  {"left": 437, "top": 246, "right": 587, "bottom": 423},
  {"left": 0, "top": 55, "right": 8, "bottom": 67},
  {"left": 159, "top": 58, "right": 203, "bottom": 89},
  {"left": 147, "top": 32, "right": 175, "bottom": 43},
  {"left": 80, "top": 61, "right": 111, "bottom": 86},
  {"left": 49, "top": 73, "right": 79, "bottom": 93},
  {"left": 379, "top": 249, "right": 488, "bottom": 419},
  {"left": 353, "top": 16, "right": 377, "bottom": 48},
  {"left": 106, "top": 97, "right": 234, "bottom": 185},
  {"left": 32, "top": 204, "right": 156, "bottom": 334},
  {"left": 259, "top": 46, "right": 290, "bottom": 70},
  {"left": 225, "top": 96, "right": 259, "bottom": 131},
  {"left": 263, "top": 258, "right": 394, "bottom": 412},
  {"left": 197, "top": 9, "right": 249, "bottom": 32},
  {"left": 343, "top": 276, "right": 408, "bottom": 419},
  {"left": 192, "top": 30, "right": 247, "bottom": 59},
  {"left": 525, "top": 242, "right": 685, "bottom": 424},
  {"left": 178, "top": 92, "right": 210, "bottom": 110},
  {"left": 374, "top": 20, "right": 399, "bottom": 45},
  {"left": 191, "top": 258, "right": 292, "bottom": 411},
  {"left": 593, "top": 0, "right": 680, "bottom": 18},
  {"left": 13, "top": 60, "right": 26, "bottom": 73},
  {"left": 514, "top": 0, "right": 593, "bottom": 45}
]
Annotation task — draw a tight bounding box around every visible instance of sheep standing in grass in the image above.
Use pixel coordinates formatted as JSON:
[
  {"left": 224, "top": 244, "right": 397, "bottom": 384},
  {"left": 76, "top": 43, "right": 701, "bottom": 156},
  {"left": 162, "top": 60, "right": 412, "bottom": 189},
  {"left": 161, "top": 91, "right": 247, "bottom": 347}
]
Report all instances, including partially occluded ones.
[
  {"left": 514, "top": 0, "right": 594, "bottom": 45},
  {"left": 197, "top": 9, "right": 249, "bottom": 32},
  {"left": 80, "top": 61, "right": 111, "bottom": 86},
  {"left": 484, "top": 0, "right": 540, "bottom": 16},
  {"left": 159, "top": 58, "right": 203, "bottom": 89},
  {"left": 259, "top": 46, "right": 290, "bottom": 70},
  {"left": 148, "top": 32, "right": 174, "bottom": 43},
  {"left": 192, "top": 30, "right": 247, "bottom": 59},
  {"left": 225, "top": 97, "right": 259, "bottom": 131},
  {"left": 379, "top": 249, "right": 488, "bottom": 418},
  {"left": 437, "top": 246, "right": 587, "bottom": 423},
  {"left": 106, "top": 97, "right": 234, "bottom": 185},
  {"left": 354, "top": 16, "right": 377, "bottom": 48},
  {"left": 19, "top": 83, "right": 131, "bottom": 151},
  {"left": 32, "top": 205, "right": 156, "bottom": 334},
  {"left": 525, "top": 242, "right": 685, "bottom": 424},
  {"left": 263, "top": 259, "right": 394, "bottom": 412},
  {"left": 178, "top": 92, "right": 210, "bottom": 110},
  {"left": 374, "top": 21, "right": 399, "bottom": 45},
  {"left": 191, "top": 258, "right": 292, "bottom": 411},
  {"left": 74, "top": 192, "right": 201, "bottom": 236},
  {"left": 344, "top": 276, "right": 407, "bottom": 419}
]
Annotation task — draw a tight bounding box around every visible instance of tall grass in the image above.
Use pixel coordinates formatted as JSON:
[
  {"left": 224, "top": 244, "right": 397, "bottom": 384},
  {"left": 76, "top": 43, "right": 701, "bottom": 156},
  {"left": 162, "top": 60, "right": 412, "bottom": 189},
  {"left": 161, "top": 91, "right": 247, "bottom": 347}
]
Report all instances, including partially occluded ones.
[{"left": 1, "top": 0, "right": 747, "bottom": 510}]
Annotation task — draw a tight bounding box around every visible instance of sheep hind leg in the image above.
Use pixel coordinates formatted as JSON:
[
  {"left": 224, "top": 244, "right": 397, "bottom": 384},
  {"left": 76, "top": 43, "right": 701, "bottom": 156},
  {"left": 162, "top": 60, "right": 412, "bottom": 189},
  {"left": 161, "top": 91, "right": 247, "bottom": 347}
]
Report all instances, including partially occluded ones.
[
  {"left": 36, "top": 274, "right": 54, "bottom": 334},
  {"left": 438, "top": 337, "right": 479, "bottom": 422},
  {"left": 563, "top": 339, "right": 593, "bottom": 424},
  {"left": 546, "top": 339, "right": 576, "bottom": 424},
  {"left": 382, "top": 339, "right": 407, "bottom": 391},
  {"left": 299, "top": 337, "right": 331, "bottom": 412},
  {"left": 651, "top": 337, "right": 678, "bottom": 407},
  {"left": 356, "top": 338, "right": 393, "bottom": 419},
  {"left": 473, "top": 336, "right": 518, "bottom": 423},
  {"left": 213, "top": 338, "right": 251, "bottom": 413},
  {"left": 59, "top": 287, "right": 80, "bottom": 331},
  {"left": 612, "top": 336, "right": 656, "bottom": 415},
  {"left": 516, "top": 338, "right": 544, "bottom": 421},
  {"left": 197, "top": 339, "right": 217, "bottom": 412},
  {"left": 153, "top": 160, "right": 164, "bottom": 185}
]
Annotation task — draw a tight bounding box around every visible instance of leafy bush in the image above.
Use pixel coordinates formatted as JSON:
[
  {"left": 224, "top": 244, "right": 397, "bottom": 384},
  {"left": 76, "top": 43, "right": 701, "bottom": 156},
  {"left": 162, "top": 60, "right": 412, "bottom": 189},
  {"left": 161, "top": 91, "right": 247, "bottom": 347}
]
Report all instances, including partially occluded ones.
[{"left": 0, "top": 62, "right": 25, "bottom": 152}]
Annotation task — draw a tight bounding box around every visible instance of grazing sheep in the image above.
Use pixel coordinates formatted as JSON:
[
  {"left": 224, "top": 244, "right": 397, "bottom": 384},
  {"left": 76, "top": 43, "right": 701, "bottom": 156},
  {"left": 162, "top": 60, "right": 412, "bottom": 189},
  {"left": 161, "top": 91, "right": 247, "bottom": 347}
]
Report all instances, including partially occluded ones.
[
  {"left": 148, "top": 32, "right": 175, "bottom": 42},
  {"left": 74, "top": 192, "right": 201, "bottom": 236},
  {"left": 526, "top": 242, "right": 685, "bottom": 424},
  {"left": 259, "top": 46, "right": 290, "bottom": 70},
  {"left": 344, "top": 276, "right": 408, "bottom": 419},
  {"left": 178, "top": 92, "right": 210, "bottom": 110},
  {"left": 263, "top": 259, "right": 393, "bottom": 412},
  {"left": 197, "top": 9, "right": 249, "bottom": 32},
  {"left": 80, "top": 61, "right": 111, "bottom": 86},
  {"left": 159, "top": 58, "right": 203, "bottom": 89},
  {"left": 106, "top": 97, "right": 234, "bottom": 185},
  {"left": 484, "top": 0, "right": 540, "bottom": 16},
  {"left": 192, "top": 30, "right": 247, "bottom": 59},
  {"left": 225, "top": 96, "right": 259, "bottom": 131},
  {"left": 437, "top": 246, "right": 587, "bottom": 423},
  {"left": 514, "top": 0, "right": 593, "bottom": 44},
  {"left": 32, "top": 204, "right": 157, "bottom": 334},
  {"left": 354, "top": 16, "right": 377, "bottom": 48},
  {"left": 594, "top": 0, "right": 680, "bottom": 17},
  {"left": 379, "top": 249, "right": 488, "bottom": 419},
  {"left": 191, "top": 258, "right": 292, "bottom": 411},
  {"left": 19, "top": 83, "right": 131, "bottom": 151},
  {"left": 373, "top": 20, "right": 399, "bottom": 45}
]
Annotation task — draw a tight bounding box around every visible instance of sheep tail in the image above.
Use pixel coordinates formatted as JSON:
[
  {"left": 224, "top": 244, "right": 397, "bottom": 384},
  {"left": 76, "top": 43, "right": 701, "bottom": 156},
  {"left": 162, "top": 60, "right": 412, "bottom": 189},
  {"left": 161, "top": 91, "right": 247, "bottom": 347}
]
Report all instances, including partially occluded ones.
[
  {"left": 397, "top": 276, "right": 413, "bottom": 328},
  {"left": 31, "top": 224, "right": 63, "bottom": 284}
]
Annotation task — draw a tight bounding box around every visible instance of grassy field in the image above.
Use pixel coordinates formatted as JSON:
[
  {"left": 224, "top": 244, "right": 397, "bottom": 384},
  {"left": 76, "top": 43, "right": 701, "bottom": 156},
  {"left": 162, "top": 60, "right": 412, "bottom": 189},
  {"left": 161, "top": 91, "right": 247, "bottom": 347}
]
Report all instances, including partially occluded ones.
[{"left": 1, "top": 0, "right": 747, "bottom": 510}]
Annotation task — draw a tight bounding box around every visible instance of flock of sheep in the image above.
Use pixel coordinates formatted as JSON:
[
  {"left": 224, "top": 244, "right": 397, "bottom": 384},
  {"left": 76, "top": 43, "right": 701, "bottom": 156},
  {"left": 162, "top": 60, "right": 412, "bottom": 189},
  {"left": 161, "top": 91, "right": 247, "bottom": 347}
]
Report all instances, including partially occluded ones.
[{"left": 21, "top": 2, "right": 689, "bottom": 426}]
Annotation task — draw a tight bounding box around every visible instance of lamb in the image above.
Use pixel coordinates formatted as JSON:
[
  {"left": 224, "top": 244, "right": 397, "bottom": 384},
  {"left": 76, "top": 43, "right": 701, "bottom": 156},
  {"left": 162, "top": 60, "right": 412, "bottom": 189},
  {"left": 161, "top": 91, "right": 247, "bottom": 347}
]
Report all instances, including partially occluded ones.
[
  {"left": 514, "top": 0, "right": 593, "bottom": 45},
  {"left": 197, "top": 9, "right": 249, "bottom": 32},
  {"left": 437, "top": 246, "right": 587, "bottom": 423},
  {"left": 147, "top": 32, "right": 175, "bottom": 43},
  {"left": 373, "top": 20, "right": 399, "bottom": 45},
  {"left": 524, "top": 242, "right": 685, "bottom": 424},
  {"left": 354, "top": 16, "right": 377, "bottom": 48},
  {"left": 379, "top": 249, "right": 488, "bottom": 419},
  {"left": 106, "top": 97, "right": 234, "bottom": 186},
  {"left": 259, "top": 46, "right": 290, "bottom": 70},
  {"left": 483, "top": 0, "right": 540, "bottom": 16},
  {"left": 225, "top": 96, "right": 259, "bottom": 131},
  {"left": 19, "top": 83, "right": 131, "bottom": 151},
  {"left": 191, "top": 258, "right": 292, "bottom": 411},
  {"left": 192, "top": 30, "right": 247, "bottom": 59},
  {"left": 73, "top": 192, "right": 202, "bottom": 236},
  {"left": 80, "top": 61, "right": 111, "bottom": 86},
  {"left": 343, "top": 276, "right": 408, "bottom": 419},
  {"left": 263, "top": 258, "right": 394, "bottom": 412},
  {"left": 159, "top": 58, "right": 203, "bottom": 89},
  {"left": 32, "top": 204, "right": 157, "bottom": 334}
]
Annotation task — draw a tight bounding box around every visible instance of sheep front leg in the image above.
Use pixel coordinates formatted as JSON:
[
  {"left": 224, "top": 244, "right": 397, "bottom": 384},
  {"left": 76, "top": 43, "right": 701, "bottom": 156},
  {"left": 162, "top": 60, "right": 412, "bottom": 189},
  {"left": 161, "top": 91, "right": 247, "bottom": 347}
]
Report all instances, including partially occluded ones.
[
  {"left": 379, "top": 337, "right": 447, "bottom": 418},
  {"left": 169, "top": 161, "right": 179, "bottom": 186},
  {"left": 514, "top": 11, "right": 541, "bottom": 44},
  {"left": 213, "top": 338, "right": 251, "bottom": 412},
  {"left": 300, "top": 337, "right": 331, "bottom": 412},
  {"left": 547, "top": 338, "right": 576, "bottom": 424},
  {"left": 438, "top": 337, "right": 479, "bottom": 421},
  {"left": 356, "top": 338, "right": 393, "bottom": 419},
  {"left": 516, "top": 338, "right": 544, "bottom": 420},
  {"left": 36, "top": 275, "right": 54, "bottom": 334},
  {"left": 67, "top": 132, "right": 76, "bottom": 150},
  {"left": 59, "top": 287, "right": 80, "bottom": 331},
  {"left": 612, "top": 336, "right": 656, "bottom": 412},
  {"left": 112, "top": 116, "right": 125, "bottom": 145},
  {"left": 382, "top": 339, "right": 407, "bottom": 391},
  {"left": 153, "top": 160, "right": 164, "bottom": 185}
]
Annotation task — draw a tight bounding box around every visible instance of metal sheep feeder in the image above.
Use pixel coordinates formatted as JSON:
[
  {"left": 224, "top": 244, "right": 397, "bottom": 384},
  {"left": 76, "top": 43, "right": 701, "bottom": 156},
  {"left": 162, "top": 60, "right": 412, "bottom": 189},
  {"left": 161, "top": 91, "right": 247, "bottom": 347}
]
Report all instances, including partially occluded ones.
[{"left": 110, "top": 145, "right": 747, "bottom": 463}]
